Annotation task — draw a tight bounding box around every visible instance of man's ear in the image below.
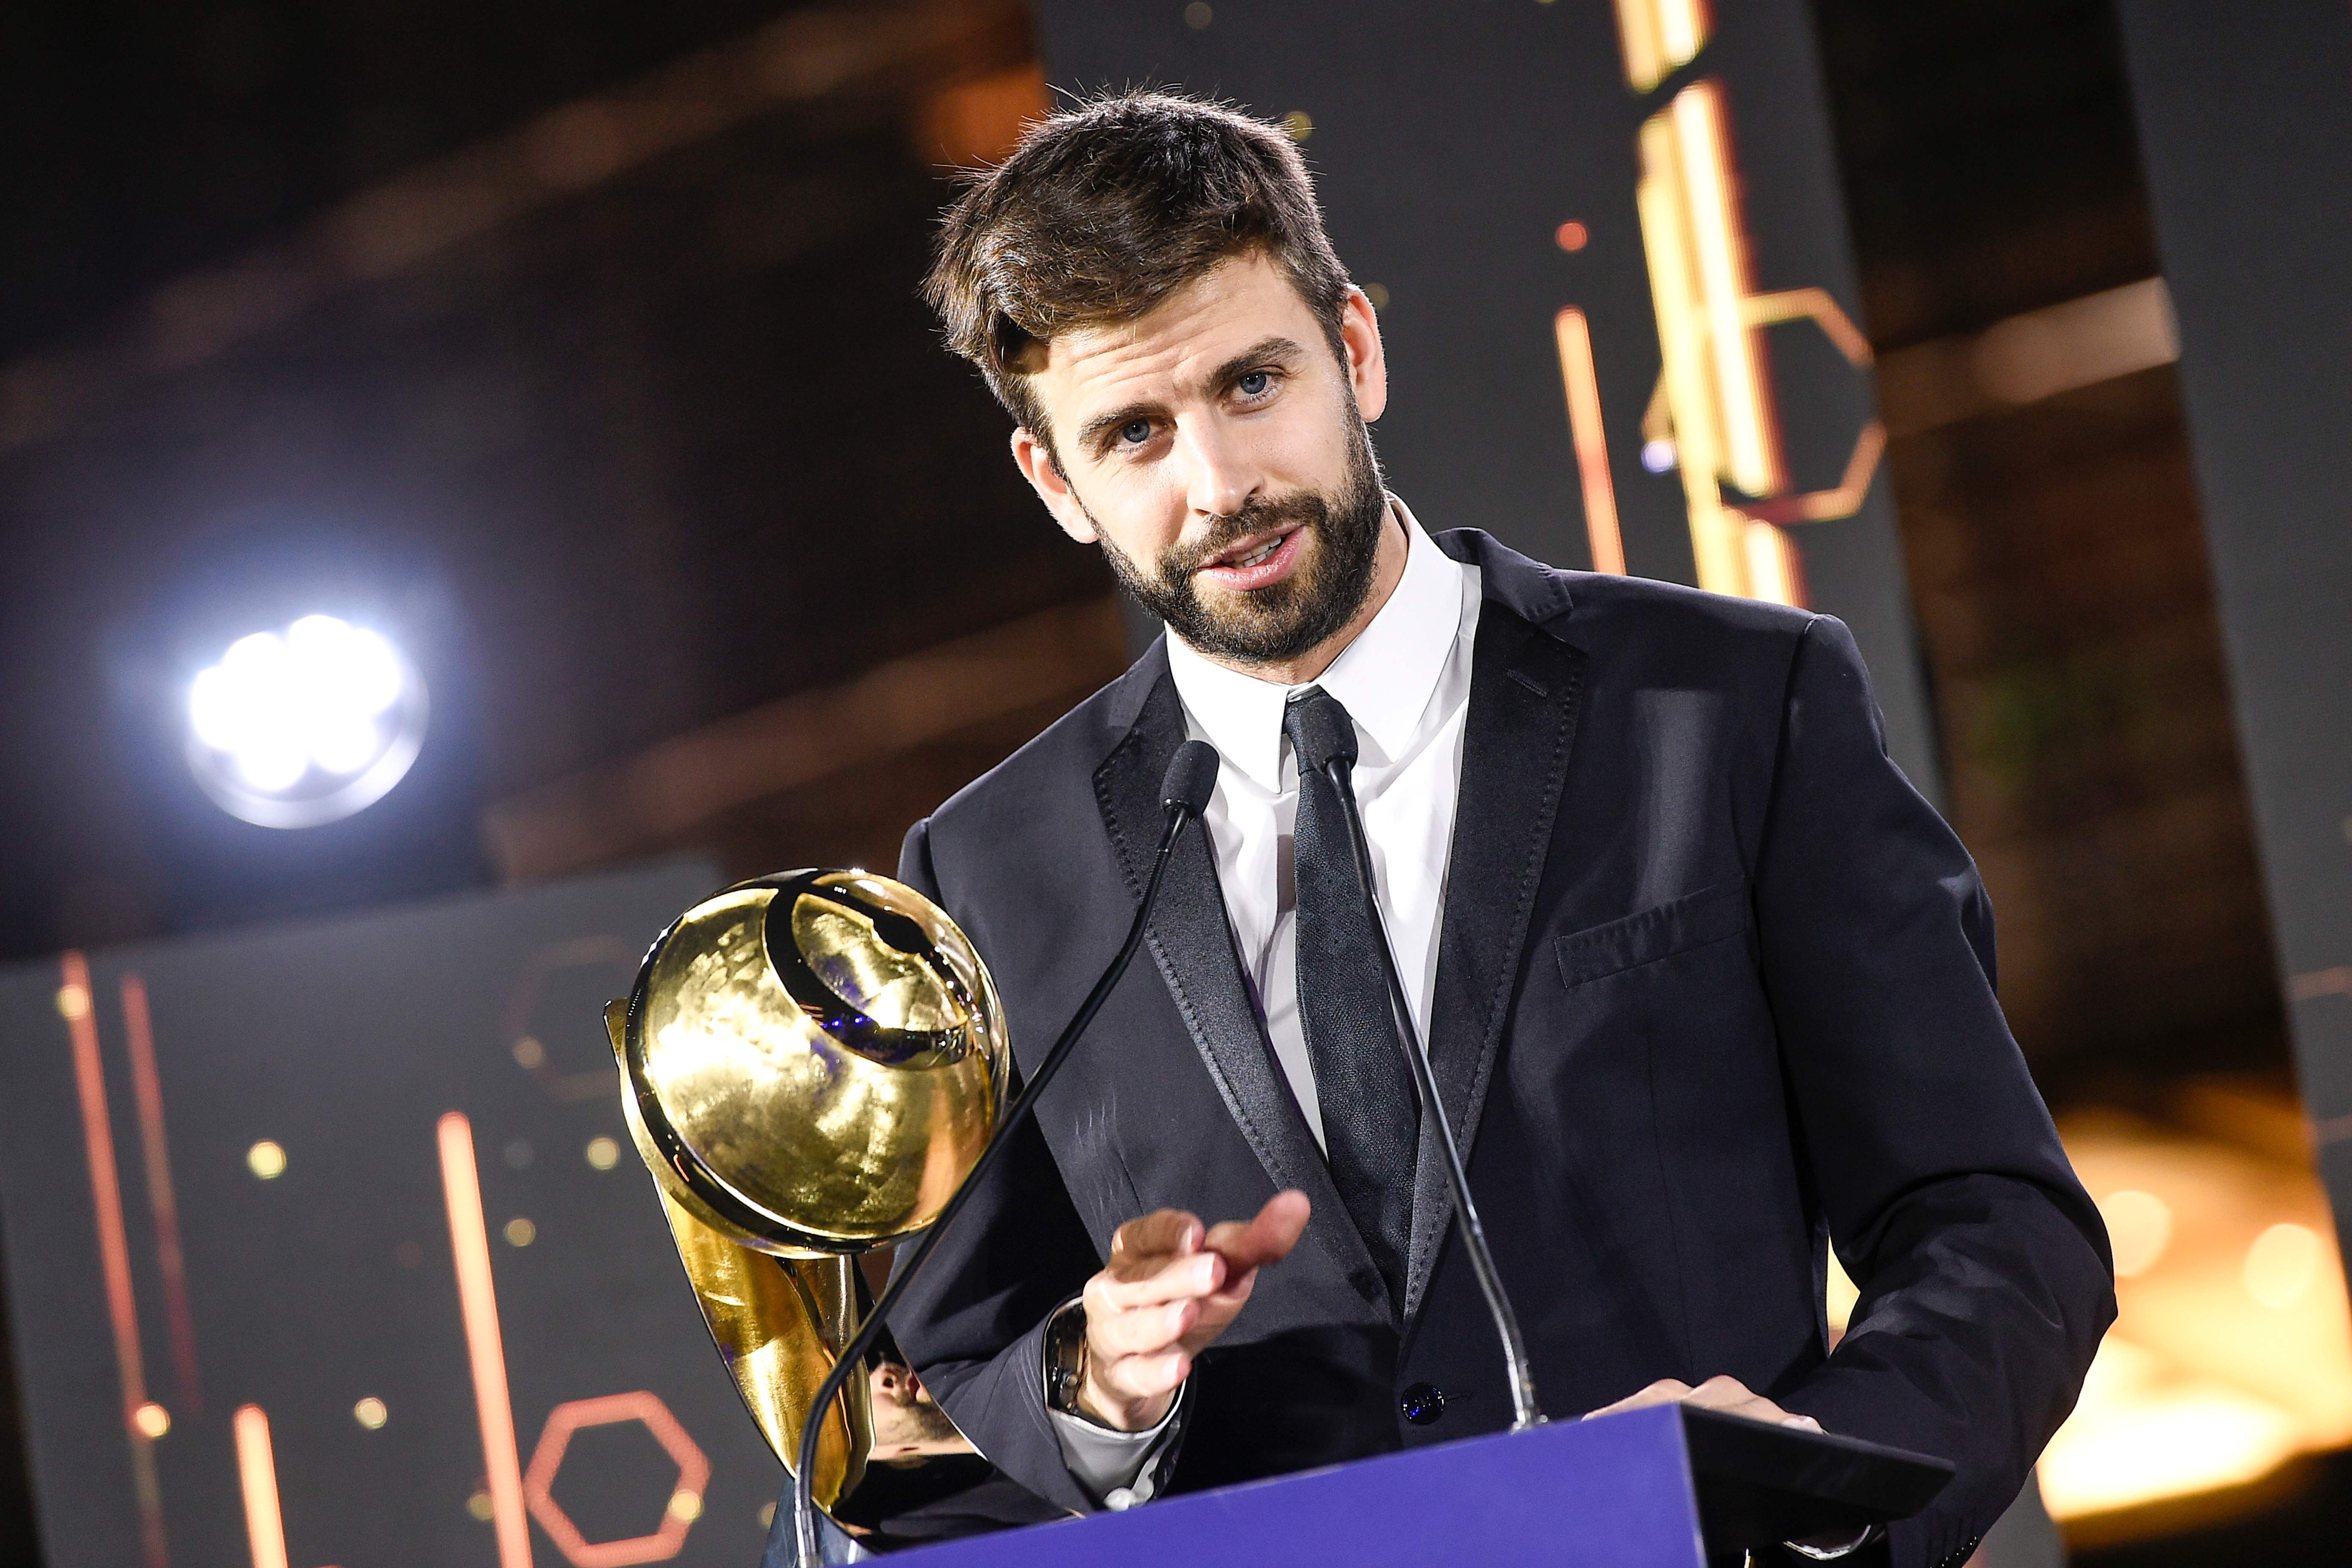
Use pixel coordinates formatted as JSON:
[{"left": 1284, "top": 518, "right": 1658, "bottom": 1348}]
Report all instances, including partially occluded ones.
[
  {"left": 1010, "top": 427, "right": 1099, "bottom": 544},
  {"left": 1339, "top": 286, "right": 1389, "bottom": 424}
]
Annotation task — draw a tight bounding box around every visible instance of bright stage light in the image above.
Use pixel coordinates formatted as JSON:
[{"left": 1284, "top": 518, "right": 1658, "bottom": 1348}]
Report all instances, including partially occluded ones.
[{"left": 185, "top": 615, "right": 428, "bottom": 828}]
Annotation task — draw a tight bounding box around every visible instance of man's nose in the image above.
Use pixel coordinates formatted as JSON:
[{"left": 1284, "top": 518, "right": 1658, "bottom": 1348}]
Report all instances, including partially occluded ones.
[{"left": 1178, "top": 415, "right": 1263, "bottom": 521}]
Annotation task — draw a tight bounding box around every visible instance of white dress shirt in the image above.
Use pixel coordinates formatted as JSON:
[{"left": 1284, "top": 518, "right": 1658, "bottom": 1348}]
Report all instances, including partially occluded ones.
[
  {"left": 1165, "top": 497, "right": 1482, "bottom": 1149},
  {"left": 1050, "top": 498, "right": 1482, "bottom": 1500}
]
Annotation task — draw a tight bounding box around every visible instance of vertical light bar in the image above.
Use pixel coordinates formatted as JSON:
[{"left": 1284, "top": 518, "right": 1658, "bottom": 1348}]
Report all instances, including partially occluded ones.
[
  {"left": 1613, "top": 0, "right": 1712, "bottom": 93},
  {"left": 1552, "top": 308, "right": 1626, "bottom": 575},
  {"left": 438, "top": 1111, "right": 534, "bottom": 1568},
  {"left": 1654, "top": 0, "right": 1710, "bottom": 70},
  {"left": 1613, "top": 0, "right": 1665, "bottom": 91},
  {"left": 60, "top": 952, "right": 169, "bottom": 1568},
  {"left": 1671, "top": 82, "right": 1782, "bottom": 499},
  {"left": 120, "top": 975, "right": 201, "bottom": 1418},
  {"left": 1636, "top": 117, "right": 1749, "bottom": 596},
  {"left": 231, "top": 1406, "right": 290, "bottom": 1568},
  {"left": 1742, "top": 518, "right": 1806, "bottom": 608}
]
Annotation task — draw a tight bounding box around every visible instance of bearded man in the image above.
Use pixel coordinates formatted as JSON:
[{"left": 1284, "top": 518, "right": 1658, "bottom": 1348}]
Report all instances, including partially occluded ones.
[{"left": 882, "top": 91, "right": 2112, "bottom": 1568}]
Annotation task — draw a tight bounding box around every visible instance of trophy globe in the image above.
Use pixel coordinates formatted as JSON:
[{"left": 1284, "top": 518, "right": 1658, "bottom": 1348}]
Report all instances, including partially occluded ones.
[{"left": 606, "top": 869, "right": 1011, "bottom": 1532}]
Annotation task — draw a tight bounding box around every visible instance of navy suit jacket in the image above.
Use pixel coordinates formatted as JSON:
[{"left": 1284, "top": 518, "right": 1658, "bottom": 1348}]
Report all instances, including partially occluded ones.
[{"left": 888, "top": 529, "right": 2114, "bottom": 1568}]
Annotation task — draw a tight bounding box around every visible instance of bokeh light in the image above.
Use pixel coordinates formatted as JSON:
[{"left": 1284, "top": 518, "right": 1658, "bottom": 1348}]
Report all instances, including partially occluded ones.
[
  {"left": 2102, "top": 1188, "right": 2175, "bottom": 1277},
  {"left": 353, "top": 1397, "right": 388, "bottom": 1429},
  {"left": 246, "top": 1140, "right": 287, "bottom": 1180},
  {"left": 2246, "top": 1223, "right": 2325, "bottom": 1310},
  {"left": 2036, "top": 1098, "right": 2352, "bottom": 1532}
]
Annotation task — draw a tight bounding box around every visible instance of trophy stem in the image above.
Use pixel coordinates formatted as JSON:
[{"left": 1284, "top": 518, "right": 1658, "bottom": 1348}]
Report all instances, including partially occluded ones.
[{"left": 656, "top": 1193, "right": 873, "bottom": 1506}]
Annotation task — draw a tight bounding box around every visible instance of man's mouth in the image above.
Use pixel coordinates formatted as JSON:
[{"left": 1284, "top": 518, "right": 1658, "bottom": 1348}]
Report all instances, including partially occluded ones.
[
  {"left": 1204, "top": 530, "right": 1287, "bottom": 569},
  {"left": 1192, "top": 526, "right": 1307, "bottom": 592}
]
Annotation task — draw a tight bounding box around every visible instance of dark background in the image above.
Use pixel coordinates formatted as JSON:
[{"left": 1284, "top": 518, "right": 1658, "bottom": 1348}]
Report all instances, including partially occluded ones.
[
  {"left": 0, "top": 861, "right": 786, "bottom": 1568},
  {"left": 0, "top": 0, "right": 2340, "bottom": 1564}
]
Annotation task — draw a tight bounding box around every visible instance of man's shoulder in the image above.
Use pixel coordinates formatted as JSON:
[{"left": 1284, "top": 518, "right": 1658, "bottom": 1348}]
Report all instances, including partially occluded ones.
[
  {"left": 1557, "top": 567, "right": 1818, "bottom": 648},
  {"left": 1439, "top": 526, "right": 1818, "bottom": 664},
  {"left": 920, "top": 643, "right": 1160, "bottom": 847}
]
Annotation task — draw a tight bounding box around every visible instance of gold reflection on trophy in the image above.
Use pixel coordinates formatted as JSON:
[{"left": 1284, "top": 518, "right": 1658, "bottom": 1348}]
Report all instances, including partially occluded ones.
[{"left": 606, "top": 870, "right": 1005, "bottom": 1515}]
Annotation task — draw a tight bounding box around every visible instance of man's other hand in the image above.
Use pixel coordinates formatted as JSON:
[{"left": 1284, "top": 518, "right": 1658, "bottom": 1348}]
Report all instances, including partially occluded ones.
[
  {"left": 1075, "top": 1190, "right": 1312, "bottom": 1431},
  {"left": 1584, "top": 1374, "right": 1823, "bottom": 1432}
]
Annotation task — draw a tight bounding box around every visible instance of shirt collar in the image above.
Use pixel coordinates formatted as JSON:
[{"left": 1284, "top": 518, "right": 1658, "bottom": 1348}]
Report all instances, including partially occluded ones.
[{"left": 1165, "top": 496, "right": 1466, "bottom": 792}]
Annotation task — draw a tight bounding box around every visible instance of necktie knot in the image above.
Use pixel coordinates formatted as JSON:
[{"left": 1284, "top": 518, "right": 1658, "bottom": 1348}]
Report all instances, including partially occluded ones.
[{"left": 1282, "top": 686, "right": 1359, "bottom": 778}]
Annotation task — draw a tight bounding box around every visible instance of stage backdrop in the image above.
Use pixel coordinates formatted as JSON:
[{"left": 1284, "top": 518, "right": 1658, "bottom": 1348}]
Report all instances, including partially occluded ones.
[
  {"left": 0, "top": 860, "right": 791, "bottom": 1568},
  {"left": 2114, "top": 3, "right": 2352, "bottom": 1254},
  {"left": 1031, "top": 0, "right": 1941, "bottom": 799}
]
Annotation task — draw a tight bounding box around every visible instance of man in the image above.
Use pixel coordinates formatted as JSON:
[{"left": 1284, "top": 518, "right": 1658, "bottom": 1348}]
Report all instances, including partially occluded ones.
[{"left": 887, "top": 91, "right": 2112, "bottom": 1568}]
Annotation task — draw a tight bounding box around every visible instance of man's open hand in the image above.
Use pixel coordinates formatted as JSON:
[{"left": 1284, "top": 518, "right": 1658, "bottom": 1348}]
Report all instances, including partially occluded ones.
[
  {"left": 1585, "top": 1374, "right": 1822, "bottom": 1431},
  {"left": 1074, "top": 1190, "right": 1312, "bottom": 1431}
]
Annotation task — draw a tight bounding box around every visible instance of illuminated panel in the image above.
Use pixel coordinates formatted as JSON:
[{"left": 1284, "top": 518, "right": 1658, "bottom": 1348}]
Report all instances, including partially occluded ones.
[
  {"left": 232, "top": 1406, "right": 290, "bottom": 1568},
  {"left": 59, "top": 951, "right": 170, "bottom": 1568},
  {"left": 120, "top": 974, "right": 202, "bottom": 1417},
  {"left": 1613, "top": 0, "right": 1712, "bottom": 93},
  {"left": 1552, "top": 308, "right": 1627, "bottom": 575},
  {"left": 521, "top": 1391, "right": 710, "bottom": 1568},
  {"left": 438, "top": 1111, "right": 535, "bottom": 1568}
]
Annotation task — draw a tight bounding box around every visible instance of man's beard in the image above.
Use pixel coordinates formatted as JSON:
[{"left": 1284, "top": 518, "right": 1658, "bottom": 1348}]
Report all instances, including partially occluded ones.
[{"left": 1090, "top": 420, "right": 1388, "bottom": 668}]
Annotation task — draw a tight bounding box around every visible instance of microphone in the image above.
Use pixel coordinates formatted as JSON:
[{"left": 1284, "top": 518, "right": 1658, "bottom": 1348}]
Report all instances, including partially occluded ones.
[
  {"left": 1284, "top": 697, "right": 1545, "bottom": 1432},
  {"left": 791, "top": 739, "right": 1222, "bottom": 1564}
]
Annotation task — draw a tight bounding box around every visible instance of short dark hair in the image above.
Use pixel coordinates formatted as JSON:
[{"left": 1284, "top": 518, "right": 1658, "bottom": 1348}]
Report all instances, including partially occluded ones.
[{"left": 923, "top": 90, "right": 1353, "bottom": 445}]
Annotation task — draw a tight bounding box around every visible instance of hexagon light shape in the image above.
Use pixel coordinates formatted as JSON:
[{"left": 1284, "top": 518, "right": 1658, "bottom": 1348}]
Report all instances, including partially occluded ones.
[{"left": 522, "top": 1391, "right": 710, "bottom": 1568}]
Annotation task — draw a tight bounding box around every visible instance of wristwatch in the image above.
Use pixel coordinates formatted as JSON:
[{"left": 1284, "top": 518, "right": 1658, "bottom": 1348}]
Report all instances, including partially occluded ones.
[{"left": 1044, "top": 1297, "right": 1089, "bottom": 1416}]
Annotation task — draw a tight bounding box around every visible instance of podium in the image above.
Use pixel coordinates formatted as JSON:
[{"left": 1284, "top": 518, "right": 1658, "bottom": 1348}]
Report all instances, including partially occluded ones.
[{"left": 878, "top": 1405, "right": 1952, "bottom": 1566}]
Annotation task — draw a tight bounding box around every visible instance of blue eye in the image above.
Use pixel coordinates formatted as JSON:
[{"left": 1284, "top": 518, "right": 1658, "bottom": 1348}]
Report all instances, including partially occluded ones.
[
  {"left": 1237, "top": 370, "right": 1271, "bottom": 397},
  {"left": 1119, "top": 419, "right": 1152, "bottom": 446}
]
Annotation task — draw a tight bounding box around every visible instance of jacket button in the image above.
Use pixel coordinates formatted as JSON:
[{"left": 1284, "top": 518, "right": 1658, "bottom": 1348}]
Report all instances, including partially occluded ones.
[{"left": 1399, "top": 1382, "right": 1446, "bottom": 1425}]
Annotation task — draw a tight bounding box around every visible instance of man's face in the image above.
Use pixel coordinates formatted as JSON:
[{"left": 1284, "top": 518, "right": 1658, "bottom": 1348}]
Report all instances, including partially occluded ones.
[{"left": 1010, "top": 252, "right": 1392, "bottom": 668}]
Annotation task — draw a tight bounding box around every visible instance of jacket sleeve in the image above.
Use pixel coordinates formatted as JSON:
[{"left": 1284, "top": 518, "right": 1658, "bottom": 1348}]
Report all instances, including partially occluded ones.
[
  {"left": 1754, "top": 617, "right": 2116, "bottom": 1568},
  {"left": 884, "top": 816, "right": 1105, "bottom": 1518}
]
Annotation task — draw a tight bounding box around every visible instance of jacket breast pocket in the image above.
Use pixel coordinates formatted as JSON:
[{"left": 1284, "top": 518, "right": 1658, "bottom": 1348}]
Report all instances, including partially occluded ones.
[{"left": 1552, "top": 881, "right": 1753, "bottom": 989}]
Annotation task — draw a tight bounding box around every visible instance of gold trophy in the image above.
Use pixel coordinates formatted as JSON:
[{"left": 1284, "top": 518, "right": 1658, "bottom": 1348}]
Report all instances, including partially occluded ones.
[{"left": 604, "top": 869, "right": 1008, "bottom": 1539}]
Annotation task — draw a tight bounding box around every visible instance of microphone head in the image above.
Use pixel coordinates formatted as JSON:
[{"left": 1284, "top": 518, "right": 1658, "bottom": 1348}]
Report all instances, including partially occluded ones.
[
  {"left": 1284, "top": 687, "right": 1359, "bottom": 773},
  {"left": 1161, "top": 739, "right": 1221, "bottom": 816}
]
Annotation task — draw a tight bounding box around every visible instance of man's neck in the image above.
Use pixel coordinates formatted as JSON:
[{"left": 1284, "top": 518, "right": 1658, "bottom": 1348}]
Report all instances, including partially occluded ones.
[{"left": 1181, "top": 504, "right": 1411, "bottom": 687}]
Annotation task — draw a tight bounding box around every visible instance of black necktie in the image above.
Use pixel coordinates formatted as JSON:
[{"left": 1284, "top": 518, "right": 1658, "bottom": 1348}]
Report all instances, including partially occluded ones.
[{"left": 1282, "top": 686, "right": 1418, "bottom": 1315}]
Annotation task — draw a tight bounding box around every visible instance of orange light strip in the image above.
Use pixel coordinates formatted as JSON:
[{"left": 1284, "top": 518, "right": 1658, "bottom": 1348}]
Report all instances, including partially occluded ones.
[
  {"left": 120, "top": 975, "right": 201, "bottom": 1418},
  {"left": 438, "top": 1111, "right": 534, "bottom": 1568},
  {"left": 1739, "top": 517, "right": 1807, "bottom": 609},
  {"left": 1612, "top": 0, "right": 1713, "bottom": 93},
  {"left": 1552, "top": 308, "right": 1627, "bottom": 576},
  {"left": 60, "top": 951, "right": 169, "bottom": 1568},
  {"left": 1671, "top": 81, "right": 1782, "bottom": 499},
  {"left": 231, "top": 1405, "right": 290, "bottom": 1568}
]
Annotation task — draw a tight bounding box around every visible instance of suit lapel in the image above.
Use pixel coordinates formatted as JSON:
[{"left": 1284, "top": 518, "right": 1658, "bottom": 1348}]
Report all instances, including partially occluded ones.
[
  {"left": 1092, "top": 674, "right": 1388, "bottom": 1315},
  {"left": 1401, "top": 600, "right": 1587, "bottom": 1321}
]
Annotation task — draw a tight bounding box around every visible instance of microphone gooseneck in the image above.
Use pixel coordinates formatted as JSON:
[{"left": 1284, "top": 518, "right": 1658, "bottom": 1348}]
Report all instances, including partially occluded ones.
[
  {"left": 790, "top": 739, "right": 1220, "bottom": 1565},
  {"left": 1290, "top": 700, "right": 1545, "bottom": 1433}
]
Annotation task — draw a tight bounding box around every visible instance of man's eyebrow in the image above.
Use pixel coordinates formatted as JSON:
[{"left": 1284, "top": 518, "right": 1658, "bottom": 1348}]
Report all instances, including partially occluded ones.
[{"left": 1073, "top": 337, "right": 1309, "bottom": 453}]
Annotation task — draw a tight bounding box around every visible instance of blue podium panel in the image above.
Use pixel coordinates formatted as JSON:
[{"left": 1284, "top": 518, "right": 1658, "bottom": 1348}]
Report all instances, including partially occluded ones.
[{"left": 895, "top": 1407, "right": 1707, "bottom": 1568}]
